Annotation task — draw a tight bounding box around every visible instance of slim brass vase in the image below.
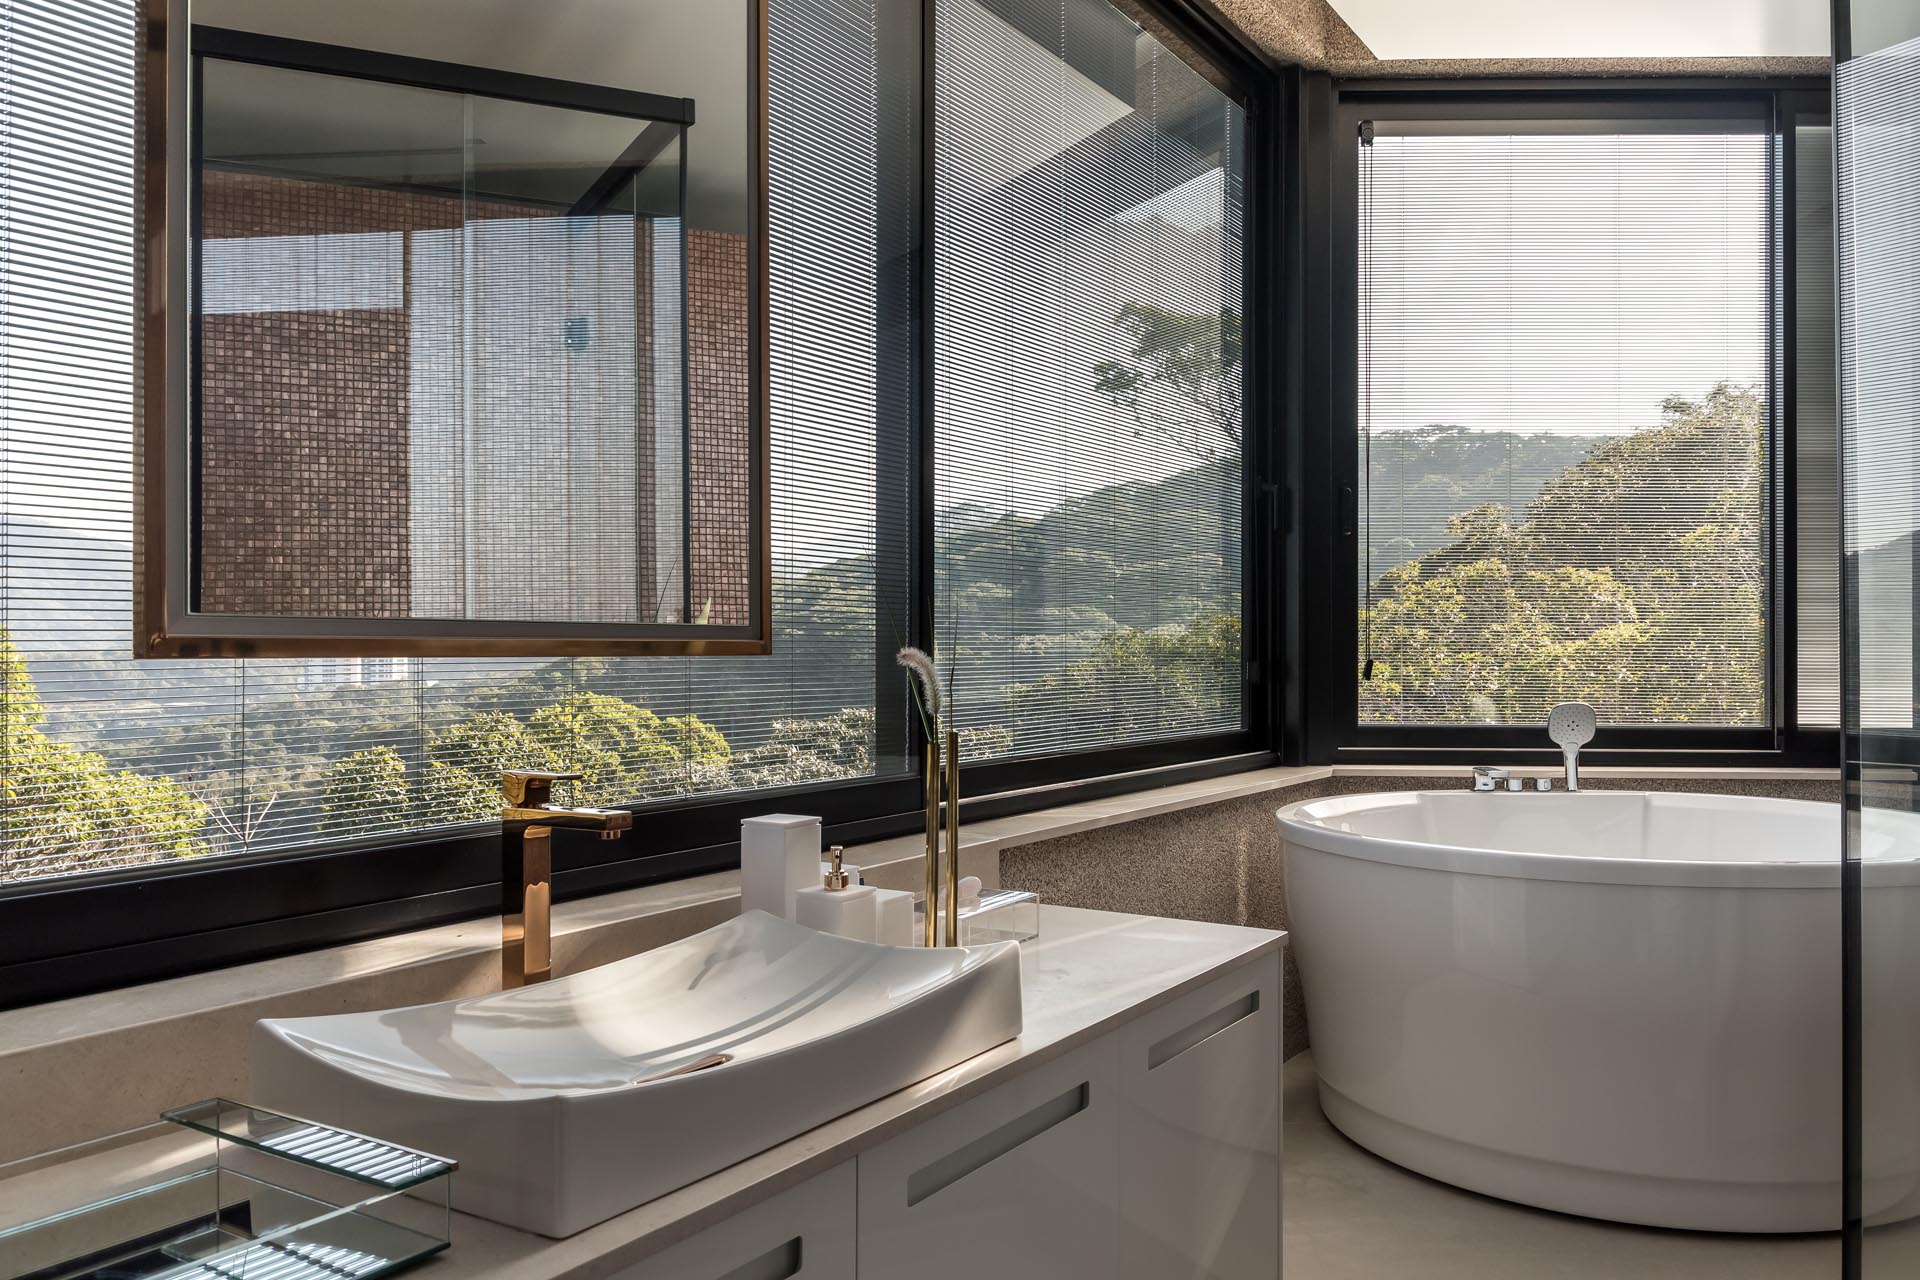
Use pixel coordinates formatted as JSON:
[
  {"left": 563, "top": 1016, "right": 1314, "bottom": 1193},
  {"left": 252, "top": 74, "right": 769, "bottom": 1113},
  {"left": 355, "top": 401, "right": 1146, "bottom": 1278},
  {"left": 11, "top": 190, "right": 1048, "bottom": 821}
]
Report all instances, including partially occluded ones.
[
  {"left": 944, "top": 728, "right": 961, "bottom": 946},
  {"left": 923, "top": 734, "right": 942, "bottom": 948}
]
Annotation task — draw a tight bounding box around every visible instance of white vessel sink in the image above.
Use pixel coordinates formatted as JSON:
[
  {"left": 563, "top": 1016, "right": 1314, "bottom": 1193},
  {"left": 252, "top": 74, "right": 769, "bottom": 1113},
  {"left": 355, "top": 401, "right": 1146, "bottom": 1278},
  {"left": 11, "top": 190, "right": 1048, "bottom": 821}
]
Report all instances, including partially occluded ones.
[{"left": 251, "top": 911, "right": 1023, "bottom": 1237}]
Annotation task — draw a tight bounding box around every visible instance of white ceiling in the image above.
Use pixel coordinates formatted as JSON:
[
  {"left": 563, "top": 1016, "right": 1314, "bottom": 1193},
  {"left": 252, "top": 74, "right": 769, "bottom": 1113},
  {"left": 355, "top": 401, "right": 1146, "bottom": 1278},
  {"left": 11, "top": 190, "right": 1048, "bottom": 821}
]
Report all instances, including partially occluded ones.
[{"left": 1327, "top": 0, "right": 1830, "bottom": 60}]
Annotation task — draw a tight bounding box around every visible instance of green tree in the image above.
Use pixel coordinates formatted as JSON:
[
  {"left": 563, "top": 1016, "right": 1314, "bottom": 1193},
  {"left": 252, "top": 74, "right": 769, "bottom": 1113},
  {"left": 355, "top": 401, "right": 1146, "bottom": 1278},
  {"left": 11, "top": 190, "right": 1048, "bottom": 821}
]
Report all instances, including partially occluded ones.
[
  {"left": 316, "top": 695, "right": 737, "bottom": 830},
  {"left": 318, "top": 745, "right": 411, "bottom": 834},
  {"left": 1092, "top": 303, "right": 1242, "bottom": 456},
  {"left": 730, "top": 707, "right": 881, "bottom": 789},
  {"left": 1360, "top": 383, "right": 1765, "bottom": 725},
  {"left": 1, "top": 629, "right": 208, "bottom": 880},
  {"left": 1008, "top": 613, "right": 1241, "bottom": 743},
  {"left": 730, "top": 707, "right": 1012, "bottom": 790}
]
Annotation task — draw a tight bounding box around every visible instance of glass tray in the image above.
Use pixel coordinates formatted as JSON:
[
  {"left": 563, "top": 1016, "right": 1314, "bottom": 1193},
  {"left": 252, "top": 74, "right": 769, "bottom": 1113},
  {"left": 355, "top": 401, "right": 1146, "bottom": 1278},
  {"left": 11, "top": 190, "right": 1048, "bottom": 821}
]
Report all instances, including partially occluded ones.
[{"left": 0, "top": 1101, "right": 455, "bottom": 1280}]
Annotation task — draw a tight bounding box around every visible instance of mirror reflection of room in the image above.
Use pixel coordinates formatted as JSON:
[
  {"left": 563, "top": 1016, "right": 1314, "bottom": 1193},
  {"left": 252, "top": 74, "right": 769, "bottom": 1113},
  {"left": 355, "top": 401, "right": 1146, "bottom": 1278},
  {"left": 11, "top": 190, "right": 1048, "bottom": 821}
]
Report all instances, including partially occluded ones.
[{"left": 188, "top": 1, "right": 753, "bottom": 629}]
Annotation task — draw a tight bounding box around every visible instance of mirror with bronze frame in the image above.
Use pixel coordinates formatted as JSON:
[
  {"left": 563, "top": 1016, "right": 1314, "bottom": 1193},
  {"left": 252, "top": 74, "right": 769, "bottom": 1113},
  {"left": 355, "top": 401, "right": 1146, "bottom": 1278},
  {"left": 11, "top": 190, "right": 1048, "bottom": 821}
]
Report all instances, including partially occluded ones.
[{"left": 136, "top": 0, "right": 769, "bottom": 657}]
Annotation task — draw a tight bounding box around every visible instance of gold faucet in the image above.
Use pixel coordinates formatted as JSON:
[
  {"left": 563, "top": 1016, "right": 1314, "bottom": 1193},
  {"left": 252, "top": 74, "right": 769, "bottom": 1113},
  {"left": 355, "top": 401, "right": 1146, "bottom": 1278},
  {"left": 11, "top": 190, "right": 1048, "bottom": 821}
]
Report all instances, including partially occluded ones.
[{"left": 500, "top": 770, "right": 632, "bottom": 988}]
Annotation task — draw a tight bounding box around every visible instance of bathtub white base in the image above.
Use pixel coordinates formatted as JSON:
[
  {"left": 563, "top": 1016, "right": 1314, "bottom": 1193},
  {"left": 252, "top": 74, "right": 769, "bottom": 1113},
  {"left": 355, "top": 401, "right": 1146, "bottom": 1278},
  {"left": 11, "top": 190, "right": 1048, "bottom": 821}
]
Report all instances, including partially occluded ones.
[
  {"left": 1277, "top": 791, "right": 1908, "bottom": 1237},
  {"left": 1319, "top": 1079, "right": 1838, "bottom": 1234}
]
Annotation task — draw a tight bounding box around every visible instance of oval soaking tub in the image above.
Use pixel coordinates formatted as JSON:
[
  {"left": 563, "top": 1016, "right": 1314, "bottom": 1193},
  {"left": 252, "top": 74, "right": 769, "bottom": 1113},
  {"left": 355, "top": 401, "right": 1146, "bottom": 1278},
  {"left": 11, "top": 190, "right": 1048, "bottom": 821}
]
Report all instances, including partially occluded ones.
[{"left": 1278, "top": 789, "right": 1920, "bottom": 1233}]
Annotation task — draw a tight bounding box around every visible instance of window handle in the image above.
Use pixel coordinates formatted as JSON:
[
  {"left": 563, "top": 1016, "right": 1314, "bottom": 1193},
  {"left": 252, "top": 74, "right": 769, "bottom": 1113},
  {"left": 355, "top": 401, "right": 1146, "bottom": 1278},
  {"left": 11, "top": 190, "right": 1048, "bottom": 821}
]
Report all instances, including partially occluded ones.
[{"left": 1339, "top": 485, "right": 1357, "bottom": 536}]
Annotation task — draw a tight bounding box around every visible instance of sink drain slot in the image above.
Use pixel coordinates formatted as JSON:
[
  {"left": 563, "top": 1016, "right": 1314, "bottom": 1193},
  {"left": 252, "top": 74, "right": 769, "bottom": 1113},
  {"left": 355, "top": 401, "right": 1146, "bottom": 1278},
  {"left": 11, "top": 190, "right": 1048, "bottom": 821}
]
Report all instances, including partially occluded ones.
[{"left": 633, "top": 1053, "right": 734, "bottom": 1085}]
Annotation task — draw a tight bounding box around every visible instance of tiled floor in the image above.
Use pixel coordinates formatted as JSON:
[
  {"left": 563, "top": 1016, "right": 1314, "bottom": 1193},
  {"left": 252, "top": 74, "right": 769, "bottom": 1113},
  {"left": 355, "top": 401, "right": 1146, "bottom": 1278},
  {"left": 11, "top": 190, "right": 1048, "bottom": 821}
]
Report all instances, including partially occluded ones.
[{"left": 1283, "top": 1052, "right": 1839, "bottom": 1279}]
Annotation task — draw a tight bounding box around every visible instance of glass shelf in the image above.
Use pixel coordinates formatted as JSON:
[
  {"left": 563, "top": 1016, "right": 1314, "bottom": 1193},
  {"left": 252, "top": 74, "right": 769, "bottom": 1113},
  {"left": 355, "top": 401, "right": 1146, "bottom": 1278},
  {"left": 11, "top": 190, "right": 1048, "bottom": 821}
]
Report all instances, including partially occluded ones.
[
  {"left": 160, "top": 1100, "right": 453, "bottom": 1193},
  {"left": 0, "top": 1103, "right": 454, "bottom": 1280}
]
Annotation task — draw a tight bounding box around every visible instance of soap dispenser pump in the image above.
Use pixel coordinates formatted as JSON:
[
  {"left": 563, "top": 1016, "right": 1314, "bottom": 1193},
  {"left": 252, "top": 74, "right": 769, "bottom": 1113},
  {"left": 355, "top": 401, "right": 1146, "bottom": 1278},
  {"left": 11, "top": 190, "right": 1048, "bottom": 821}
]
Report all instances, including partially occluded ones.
[{"left": 794, "top": 846, "right": 878, "bottom": 942}]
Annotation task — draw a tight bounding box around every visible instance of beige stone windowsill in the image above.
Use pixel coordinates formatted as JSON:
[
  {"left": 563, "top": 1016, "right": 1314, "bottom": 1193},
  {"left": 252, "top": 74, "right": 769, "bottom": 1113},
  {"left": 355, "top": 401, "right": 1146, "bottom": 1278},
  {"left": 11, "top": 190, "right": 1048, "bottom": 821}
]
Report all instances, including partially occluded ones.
[{"left": 0, "top": 757, "right": 1840, "bottom": 1164}]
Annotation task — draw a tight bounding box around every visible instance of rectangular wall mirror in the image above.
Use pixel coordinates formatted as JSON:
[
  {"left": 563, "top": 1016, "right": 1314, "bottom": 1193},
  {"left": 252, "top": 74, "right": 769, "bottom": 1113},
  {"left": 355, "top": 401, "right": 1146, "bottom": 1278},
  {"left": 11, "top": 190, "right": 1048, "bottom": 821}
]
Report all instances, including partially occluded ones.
[{"left": 137, "top": 0, "right": 768, "bottom": 657}]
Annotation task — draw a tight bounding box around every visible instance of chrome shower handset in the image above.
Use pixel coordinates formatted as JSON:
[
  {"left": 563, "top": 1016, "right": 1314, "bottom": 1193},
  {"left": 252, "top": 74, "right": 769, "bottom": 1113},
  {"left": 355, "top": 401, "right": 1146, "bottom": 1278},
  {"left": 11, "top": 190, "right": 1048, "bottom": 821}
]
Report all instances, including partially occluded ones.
[{"left": 1547, "top": 702, "right": 1596, "bottom": 792}]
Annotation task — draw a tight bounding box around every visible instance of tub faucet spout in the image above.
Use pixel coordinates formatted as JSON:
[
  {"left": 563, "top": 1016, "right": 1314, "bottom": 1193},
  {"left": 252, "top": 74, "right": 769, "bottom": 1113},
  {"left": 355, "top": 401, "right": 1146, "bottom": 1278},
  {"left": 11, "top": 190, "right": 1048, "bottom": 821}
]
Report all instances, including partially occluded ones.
[{"left": 1546, "top": 702, "right": 1597, "bottom": 793}]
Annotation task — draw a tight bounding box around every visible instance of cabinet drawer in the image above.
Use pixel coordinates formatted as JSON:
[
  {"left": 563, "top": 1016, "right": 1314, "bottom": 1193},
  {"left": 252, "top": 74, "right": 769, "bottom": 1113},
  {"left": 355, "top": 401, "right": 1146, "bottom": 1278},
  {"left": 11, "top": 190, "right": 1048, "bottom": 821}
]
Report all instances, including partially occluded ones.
[
  {"left": 608, "top": 1161, "right": 855, "bottom": 1280},
  {"left": 1118, "top": 953, "right": 1283, "bottom": 1280},
  {"left": 857, "top": 1037, "right": 1119, "bottom": 1280}
]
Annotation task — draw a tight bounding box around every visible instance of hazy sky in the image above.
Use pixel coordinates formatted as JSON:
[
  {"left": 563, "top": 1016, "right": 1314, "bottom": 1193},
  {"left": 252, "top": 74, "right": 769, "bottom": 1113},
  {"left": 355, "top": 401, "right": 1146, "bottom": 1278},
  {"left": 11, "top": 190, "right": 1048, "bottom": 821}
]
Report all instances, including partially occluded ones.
[{"left": 1361, "top": 130, "right": 1770, "bottom": 439}]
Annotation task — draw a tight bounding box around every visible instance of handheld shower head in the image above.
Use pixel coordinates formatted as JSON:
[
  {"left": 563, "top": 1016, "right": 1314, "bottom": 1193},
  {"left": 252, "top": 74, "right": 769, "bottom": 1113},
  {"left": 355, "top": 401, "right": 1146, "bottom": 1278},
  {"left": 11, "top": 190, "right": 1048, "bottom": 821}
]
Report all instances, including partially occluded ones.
[{"left": 1546, "top": 702, "right": 1596, "bottom": 791}]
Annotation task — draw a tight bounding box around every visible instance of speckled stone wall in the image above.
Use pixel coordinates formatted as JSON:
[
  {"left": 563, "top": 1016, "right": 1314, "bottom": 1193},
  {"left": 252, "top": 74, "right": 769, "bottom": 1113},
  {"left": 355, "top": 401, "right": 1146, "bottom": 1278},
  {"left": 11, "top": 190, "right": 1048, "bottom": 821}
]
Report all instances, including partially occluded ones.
[
  {"left": 1200, "top": 0, "right": 1366, "bottom": 68},
  {"left": 1329, "top": 53, "right": 1833, "bottom": 78},
  {"left": 1001, "top": 773, "right": 1842, "bottom": 1059}
]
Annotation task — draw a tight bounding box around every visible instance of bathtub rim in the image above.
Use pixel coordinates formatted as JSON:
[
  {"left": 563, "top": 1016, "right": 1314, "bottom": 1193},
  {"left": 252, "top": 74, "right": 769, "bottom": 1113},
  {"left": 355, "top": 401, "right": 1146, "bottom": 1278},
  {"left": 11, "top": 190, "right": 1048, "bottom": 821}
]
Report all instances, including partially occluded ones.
[{"left": 1276, "top": 790, "right": 1873, "bottom": 889}]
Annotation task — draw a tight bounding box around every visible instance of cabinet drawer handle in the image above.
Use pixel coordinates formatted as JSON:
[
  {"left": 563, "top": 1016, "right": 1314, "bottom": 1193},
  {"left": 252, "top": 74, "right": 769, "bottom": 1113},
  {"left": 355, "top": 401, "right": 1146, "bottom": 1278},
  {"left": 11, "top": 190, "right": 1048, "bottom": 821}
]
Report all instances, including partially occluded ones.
[
  {"left": 905, "top": 1082, "right": 1090, "bottom": 1207},
  {"left": 1148, "top": 990, "right": 1260, "bottom": 1071},
  {"left": 717, "top": 1238, "right": 801, "bottom": 1280}
]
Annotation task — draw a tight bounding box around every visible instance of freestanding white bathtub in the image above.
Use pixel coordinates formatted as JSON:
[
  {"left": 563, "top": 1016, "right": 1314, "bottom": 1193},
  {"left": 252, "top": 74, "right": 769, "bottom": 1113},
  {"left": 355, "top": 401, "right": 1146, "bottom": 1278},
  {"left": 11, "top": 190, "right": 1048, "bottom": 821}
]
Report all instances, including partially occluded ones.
[{"left": 1278, "top": 789, "right": 1916, "bottom": 1233}]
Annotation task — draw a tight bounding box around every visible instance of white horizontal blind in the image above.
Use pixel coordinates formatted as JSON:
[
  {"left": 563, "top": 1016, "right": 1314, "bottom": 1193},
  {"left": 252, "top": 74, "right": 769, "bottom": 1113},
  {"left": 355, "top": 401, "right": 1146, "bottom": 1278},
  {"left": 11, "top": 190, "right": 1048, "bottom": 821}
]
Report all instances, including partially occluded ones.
[
  {"left": 0, "top": 0, "right": 887, "bottom": 883},
  {"left": 1795, "top": 119, "right": 1839, "bottom": 727},
  {"left": 1357, "top": 125, "right": 1770, "bottom": 728},
  {"left": 933, "top": 0, "right": 1246, "bottom": 760}
]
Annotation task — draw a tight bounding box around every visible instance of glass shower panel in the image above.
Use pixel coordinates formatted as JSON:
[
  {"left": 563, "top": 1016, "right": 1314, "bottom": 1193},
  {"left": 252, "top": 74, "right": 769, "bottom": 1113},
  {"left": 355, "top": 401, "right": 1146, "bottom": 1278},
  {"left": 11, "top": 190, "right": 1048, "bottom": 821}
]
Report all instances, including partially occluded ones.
[{"left": 1839, "top": 10, "right": 1920, "bottom": 1277}]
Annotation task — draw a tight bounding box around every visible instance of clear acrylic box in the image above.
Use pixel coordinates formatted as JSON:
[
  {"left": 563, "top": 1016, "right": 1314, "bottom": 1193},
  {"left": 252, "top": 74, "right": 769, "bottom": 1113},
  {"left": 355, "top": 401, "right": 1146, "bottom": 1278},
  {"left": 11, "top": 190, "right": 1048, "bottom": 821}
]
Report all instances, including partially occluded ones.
[{"left": 917, "top": 888, "right": 1041, "bottom": 946}]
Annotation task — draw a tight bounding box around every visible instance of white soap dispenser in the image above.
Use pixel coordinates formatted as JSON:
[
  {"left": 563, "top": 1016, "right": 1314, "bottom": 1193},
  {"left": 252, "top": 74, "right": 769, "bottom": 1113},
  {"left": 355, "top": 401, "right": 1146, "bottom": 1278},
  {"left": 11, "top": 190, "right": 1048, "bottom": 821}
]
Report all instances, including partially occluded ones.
[{"left": 794, "top": 846, "right": 878, "bottom": 942}]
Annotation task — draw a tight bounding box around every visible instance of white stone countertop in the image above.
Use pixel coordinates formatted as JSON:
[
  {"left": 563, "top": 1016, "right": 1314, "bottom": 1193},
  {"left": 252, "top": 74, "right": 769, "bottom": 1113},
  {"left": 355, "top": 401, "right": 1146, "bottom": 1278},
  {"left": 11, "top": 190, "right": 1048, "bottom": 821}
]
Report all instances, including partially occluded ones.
[{"left": 409, "top": 905, "right": 1283, "bottom": 1279}]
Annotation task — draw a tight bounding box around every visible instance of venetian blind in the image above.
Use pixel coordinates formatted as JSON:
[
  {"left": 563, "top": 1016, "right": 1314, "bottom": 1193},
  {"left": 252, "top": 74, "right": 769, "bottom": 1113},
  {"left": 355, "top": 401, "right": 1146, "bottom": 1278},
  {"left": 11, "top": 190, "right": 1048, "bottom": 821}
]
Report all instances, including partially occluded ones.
[
  {"left": 932, "top": 0, "right": 1247, "bottom": 760},
  {"left": 1795, "top": 118, "right": 1839, "bottom": 727},
  {"left": 0, "top": 0, "right": 892, "bottom": 883},
  {"left": 1356, "top": 122, "right": 1772, "bottom": 728}
]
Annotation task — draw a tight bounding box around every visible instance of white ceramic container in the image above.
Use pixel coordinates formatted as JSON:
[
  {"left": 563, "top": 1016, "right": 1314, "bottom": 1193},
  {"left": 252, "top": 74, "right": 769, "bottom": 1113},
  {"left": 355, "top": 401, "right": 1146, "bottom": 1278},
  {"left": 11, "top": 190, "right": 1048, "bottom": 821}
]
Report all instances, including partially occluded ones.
[
  {"left": 252, "top": 911, "right": 1023, "bottom": 1237},
  {"left": 1277, "top": 789, "right": 1920, "bottom": 1233}
]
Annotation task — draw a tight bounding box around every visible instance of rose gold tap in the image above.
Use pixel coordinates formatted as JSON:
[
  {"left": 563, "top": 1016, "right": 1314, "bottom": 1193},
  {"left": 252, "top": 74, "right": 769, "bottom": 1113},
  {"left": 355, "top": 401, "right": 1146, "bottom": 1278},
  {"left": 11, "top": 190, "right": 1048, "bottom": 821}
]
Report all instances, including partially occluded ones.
[{"left": 500, "top": 770, "right": 631, "bottom": 987}]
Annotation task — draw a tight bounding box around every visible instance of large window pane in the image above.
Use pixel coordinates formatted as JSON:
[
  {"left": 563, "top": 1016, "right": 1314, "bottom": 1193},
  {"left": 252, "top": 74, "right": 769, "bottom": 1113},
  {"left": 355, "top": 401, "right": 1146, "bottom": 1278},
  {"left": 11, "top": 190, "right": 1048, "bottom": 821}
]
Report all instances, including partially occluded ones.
[
  {"left": 933, "top": 0, "right": 1247, "bottom": 759},
  {"left": 1356, "top": 124, "right": 1770, "bottom": 727},
  {"left": 0, "top": 0, "right": 894, "bottom": 883}
]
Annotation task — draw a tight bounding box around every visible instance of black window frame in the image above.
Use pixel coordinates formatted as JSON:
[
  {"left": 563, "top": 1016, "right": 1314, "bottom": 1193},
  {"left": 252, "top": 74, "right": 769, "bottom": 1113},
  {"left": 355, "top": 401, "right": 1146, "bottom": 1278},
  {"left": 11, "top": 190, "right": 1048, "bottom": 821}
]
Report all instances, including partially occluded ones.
[
  {"left": 1293, "top": 76, "right": 1841, "bottom": 770},
  {"left": 0, "top": 0, "right": 1281, "bottom": 1009}
]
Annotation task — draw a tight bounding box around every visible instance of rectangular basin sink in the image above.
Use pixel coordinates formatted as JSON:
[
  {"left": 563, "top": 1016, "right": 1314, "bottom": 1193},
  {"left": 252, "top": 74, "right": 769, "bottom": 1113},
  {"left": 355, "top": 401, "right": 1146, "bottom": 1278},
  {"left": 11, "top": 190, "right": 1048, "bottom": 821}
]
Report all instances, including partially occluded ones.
[{"left": 252, "top": 911, "right": 1023, "bottom": 1237}]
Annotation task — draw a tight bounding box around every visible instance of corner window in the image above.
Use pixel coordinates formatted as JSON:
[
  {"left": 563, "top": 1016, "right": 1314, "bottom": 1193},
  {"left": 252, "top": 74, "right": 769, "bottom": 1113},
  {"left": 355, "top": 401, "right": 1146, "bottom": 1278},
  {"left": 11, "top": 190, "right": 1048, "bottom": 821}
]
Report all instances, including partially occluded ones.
[{"left": 1353, "top": 114, "right": 1776, "bottom": 730}]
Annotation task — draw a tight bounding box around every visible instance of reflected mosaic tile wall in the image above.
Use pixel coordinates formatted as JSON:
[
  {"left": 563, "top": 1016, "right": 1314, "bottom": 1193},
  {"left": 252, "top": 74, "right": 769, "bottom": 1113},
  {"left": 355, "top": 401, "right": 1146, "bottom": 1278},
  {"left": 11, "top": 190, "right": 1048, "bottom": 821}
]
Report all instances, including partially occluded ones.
[{"left": 196, "top": 170, "right": 751, "bottom": 624}]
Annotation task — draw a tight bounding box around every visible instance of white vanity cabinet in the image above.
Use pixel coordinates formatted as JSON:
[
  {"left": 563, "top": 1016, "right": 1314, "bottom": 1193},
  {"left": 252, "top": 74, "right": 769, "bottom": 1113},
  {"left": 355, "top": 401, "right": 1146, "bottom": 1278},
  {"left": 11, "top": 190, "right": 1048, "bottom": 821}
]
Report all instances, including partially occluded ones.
[
  {"left": 856, "top": 1038, "right": 1121, "bottom": 1279},
  {"left": 856, "top": 950, "right": 1283, "bottom": 1280},
  {"left": 1118, "top": 953, "right": 1282, "bottom": 1279},
  {"left": 607, "top": 1162, "right": 856, "bottom": 1280}
]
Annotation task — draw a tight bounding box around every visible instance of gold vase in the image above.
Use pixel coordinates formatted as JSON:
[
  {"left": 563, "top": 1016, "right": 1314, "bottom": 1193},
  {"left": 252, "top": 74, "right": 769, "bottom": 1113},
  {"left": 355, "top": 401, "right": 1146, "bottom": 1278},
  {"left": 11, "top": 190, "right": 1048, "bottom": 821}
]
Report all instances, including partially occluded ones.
[
  {"left": 944, "top": 729, "right": 961, "bottom": 946},
  {"left": 922, "top": 734, "right": 941, "bottom": 948}
]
